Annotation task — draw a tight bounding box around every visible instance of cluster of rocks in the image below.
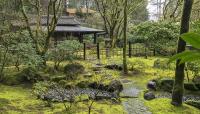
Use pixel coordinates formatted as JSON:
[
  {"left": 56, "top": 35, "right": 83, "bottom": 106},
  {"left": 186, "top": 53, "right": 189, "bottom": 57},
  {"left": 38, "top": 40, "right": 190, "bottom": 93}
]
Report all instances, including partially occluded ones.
[
  {"left": 156, "top": 92, "right": 200, "bottom": 102},
  {"left": 40, "top": 88, "right": 115, "bottom": 102},
  {"left": 144, "top": 78, "right": 200, "bottom": 106},
  {"left": 39, "top": 80, "right": 123, "bottom": 102}
]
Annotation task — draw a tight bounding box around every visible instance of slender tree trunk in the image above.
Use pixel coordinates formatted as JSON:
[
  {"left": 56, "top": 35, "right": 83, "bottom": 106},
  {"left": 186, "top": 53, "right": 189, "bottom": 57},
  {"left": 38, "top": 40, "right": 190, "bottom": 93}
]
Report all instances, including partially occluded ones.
[
  {"left": 123, "top": 0, "right": 128, "bottom": 75},
  {"left": 171, "top": 0, "right": 193, "bottom": 106}
]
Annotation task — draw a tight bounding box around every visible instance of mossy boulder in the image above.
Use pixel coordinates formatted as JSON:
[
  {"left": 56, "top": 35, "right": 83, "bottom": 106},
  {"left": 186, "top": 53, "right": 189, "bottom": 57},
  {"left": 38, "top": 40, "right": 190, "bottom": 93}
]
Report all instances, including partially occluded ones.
[
  {"left": 144, "top": 91, "right": 156, "bottom": 100},
  {"left": 184, "top": 83, "right": 199, "bottom": 91},
  {"left": 88, "top": 82, "right": 108, "bottom": 91},
  {"left": 159, "top": 78, "right": 174, "bottom": 92},
  {"left": 107, "top": 80, "right": 123, "bottom": 93},
  {"left": 58, "top": 80, "right": 74, "bottom": 89},
  {"left": 185, "top": 100, "right": 200, "bottom": 109},
  {"left": 64, "top": 63, "right": 85, "bottom": 80},
  {"left": 147, "top": 80, "right": 157, "bottom": 91},
  {"left": 76, "top": 81, "right": 89, "bottom": 88},
  {"left": 51, "top": 76, "right": 66, "bottom": 82},
  {"left": 105, "top": 64, "right": 123, "bottom": 71}
]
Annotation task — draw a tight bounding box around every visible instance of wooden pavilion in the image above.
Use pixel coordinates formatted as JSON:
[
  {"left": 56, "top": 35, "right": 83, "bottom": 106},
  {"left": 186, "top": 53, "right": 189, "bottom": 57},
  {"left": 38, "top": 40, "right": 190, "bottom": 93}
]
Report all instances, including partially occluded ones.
[{"left": 38, "top": 16, "right": 105, "bottom": 44}]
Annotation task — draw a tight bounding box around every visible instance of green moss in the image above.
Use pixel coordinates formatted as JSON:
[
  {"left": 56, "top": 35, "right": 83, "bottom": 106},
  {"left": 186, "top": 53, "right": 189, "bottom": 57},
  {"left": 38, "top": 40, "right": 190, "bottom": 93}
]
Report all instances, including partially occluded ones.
[
  {"left": 1, "top": 57, "right": 199, "bottom": 114},
  {"left": 144, "top": 98, "right": 200, "bottom": 114},
  {"left": 0, "top": 84, "right": 125, "bottom": 114}
]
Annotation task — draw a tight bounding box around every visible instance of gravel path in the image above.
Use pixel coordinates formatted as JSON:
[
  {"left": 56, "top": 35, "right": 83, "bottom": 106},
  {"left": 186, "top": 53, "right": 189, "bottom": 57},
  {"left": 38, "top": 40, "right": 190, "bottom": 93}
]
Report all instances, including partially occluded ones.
[{"left": 121, "top": 80, "right": 152, "bottom": 114}]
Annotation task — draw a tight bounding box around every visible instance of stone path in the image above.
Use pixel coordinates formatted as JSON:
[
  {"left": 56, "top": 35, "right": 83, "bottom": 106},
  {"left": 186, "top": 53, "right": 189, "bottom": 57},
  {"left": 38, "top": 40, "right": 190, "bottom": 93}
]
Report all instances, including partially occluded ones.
[{"left": 121, "top": 79, "right": 152, "bottom": 114}]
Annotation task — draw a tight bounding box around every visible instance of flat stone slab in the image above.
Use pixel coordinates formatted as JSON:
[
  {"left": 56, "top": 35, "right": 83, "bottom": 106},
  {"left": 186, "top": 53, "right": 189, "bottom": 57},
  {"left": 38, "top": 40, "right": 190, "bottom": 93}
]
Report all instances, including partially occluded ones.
[
  {"left": 121, "top": 81, "right": 140, "bottom": 98},
  {"left": 123, "top": 98, "right": 152, "bottom": 114},
  {"left": 120, "top": 80, "right": 152, "bottom": 114}
]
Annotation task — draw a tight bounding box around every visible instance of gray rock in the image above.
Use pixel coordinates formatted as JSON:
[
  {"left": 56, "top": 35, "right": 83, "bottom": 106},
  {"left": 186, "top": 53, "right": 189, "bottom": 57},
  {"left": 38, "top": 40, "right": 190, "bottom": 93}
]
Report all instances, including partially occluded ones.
[
  {"left": 108, "top": 80, "right": 123, "bottom": 93},
  {"left": 144, "top": 92, "right": 155, "bottom": 100},
  {"left": 147, "top": 81, "right": 157, "bottom": 91}
]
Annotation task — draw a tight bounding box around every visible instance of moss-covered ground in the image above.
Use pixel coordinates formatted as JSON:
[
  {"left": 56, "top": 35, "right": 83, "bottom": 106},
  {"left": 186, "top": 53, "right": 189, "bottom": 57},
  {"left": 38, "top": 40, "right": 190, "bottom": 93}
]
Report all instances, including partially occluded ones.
[{"left": 0, "top": 56, "right": 199, "bottom": 114}]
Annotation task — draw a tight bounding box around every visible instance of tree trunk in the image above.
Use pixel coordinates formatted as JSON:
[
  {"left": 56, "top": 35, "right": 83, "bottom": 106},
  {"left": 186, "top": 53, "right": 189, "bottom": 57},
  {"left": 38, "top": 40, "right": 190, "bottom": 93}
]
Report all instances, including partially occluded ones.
[
  {"left": 171, "top": 0, "right": 193, "bottom": 106},
  {"left": 123, "top": 0, "right": 128, "bottom": 75}
]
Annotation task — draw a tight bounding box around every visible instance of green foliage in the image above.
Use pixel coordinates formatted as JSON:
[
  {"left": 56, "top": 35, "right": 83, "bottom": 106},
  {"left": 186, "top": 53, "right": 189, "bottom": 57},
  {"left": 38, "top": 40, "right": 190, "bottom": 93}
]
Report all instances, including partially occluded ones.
[
  {"left": 129, "top": 21, "right": 179, "bottom": 55},
  {"left": 169, "top": 32, "right": 200, "bottom": 64},
  {"left": 181, "top": 32, "right": 200, "bottom": 49},
  {"left": 64, "top": 63, "right": 85, "bottom": 80},
  {"left": 186, "top": 62, "right": 200, "bottom": 80},
  {"left": 0, "top": 30, "right": 43, "bottom": 75},
  {"left": 48, "top": 40, "right": 82, "bottom": 70}
]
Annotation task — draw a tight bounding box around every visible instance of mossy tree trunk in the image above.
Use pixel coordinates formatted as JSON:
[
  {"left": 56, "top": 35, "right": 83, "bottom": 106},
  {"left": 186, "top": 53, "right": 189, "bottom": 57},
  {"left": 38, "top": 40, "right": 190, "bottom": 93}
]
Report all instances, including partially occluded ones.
[
  {"left": 123, "top": 0, "right": 128, "bottom": 75},
  {"left": 171, "top": 0, "right": 193, "bottom": 106}
]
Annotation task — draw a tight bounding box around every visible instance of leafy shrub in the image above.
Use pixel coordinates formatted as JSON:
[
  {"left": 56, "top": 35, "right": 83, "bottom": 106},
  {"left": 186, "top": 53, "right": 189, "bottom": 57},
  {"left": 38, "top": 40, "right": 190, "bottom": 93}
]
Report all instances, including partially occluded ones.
[
  {"left": 32, "top": 81, "right": 54, "bottom": 97},
  {"left": 16, "top": 67, "right": 43, "bottom": 83},
  {"left": 129, "top": 21, "right": 179, "bottom": 56},
  {"left": 64, "top": 63, "right": 85, "bottom": 80},
  {"left": 48, "top": 40, "right": 82, "bottom": 70}
]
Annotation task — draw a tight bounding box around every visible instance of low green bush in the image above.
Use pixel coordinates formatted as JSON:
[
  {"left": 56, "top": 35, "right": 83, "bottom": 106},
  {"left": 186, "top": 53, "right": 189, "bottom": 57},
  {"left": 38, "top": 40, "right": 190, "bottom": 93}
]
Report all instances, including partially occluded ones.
[
  {"left": 128, "top": 59, "right": 147, "bottom": 73},
  {"left": 15, "top": 67, "right": 47, "bottom": 83},
  {"left": 64, "top": 63, "right": 85, "bottom": 80}
]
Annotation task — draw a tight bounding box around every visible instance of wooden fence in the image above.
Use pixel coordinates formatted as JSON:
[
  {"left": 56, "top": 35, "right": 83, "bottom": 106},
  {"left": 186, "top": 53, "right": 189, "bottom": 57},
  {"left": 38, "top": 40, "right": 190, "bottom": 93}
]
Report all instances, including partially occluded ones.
[{"left": 74, "top": 42, "right": 156, "bottom": 60}]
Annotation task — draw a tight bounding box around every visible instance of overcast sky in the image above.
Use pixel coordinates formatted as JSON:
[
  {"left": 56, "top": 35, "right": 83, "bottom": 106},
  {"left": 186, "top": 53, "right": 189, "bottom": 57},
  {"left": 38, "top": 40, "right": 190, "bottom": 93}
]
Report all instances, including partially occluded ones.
[{"left": 147, "top": 0, "right": 165, "bottom": 21}]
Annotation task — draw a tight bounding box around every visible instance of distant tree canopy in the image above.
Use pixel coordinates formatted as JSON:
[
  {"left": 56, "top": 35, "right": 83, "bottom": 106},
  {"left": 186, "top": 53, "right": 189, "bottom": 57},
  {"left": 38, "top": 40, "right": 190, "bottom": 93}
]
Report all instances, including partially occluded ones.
[
  {"left": 130, "top": 0, "right": 149, "bottom": 24},
  {"left": 163, "top": 0, "right": 200, "bottom": 21},
  {"left": 94, "top": 0, "right": 145, "bottom": 47}
]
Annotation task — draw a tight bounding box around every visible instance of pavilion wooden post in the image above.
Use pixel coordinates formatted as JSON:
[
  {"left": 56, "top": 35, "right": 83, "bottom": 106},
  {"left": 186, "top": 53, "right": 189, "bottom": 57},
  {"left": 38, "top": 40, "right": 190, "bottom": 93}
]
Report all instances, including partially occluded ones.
[
  {"left": 84, "top": 43, "right": 86, "bottom": 60},
  {"left": 54, "top": 37, "right": 58, "bottom": 47},
  {"left": 153, "top": 48, "right": 156, "bottom": 56},
  {"left": 128, "top": 41, "right": 132, "bottom": 58},
  {"left": 79, "top": 33, "right": 84, "bottom": 43},
  {"left": 94, "top": 33, "right": 97, "bottom": 44},
  {"left": 97, "top": 43, "right": 100, "bottom": 59},
  {"left": 144, "top": 47, "right": 147, "bottom": 59}
]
